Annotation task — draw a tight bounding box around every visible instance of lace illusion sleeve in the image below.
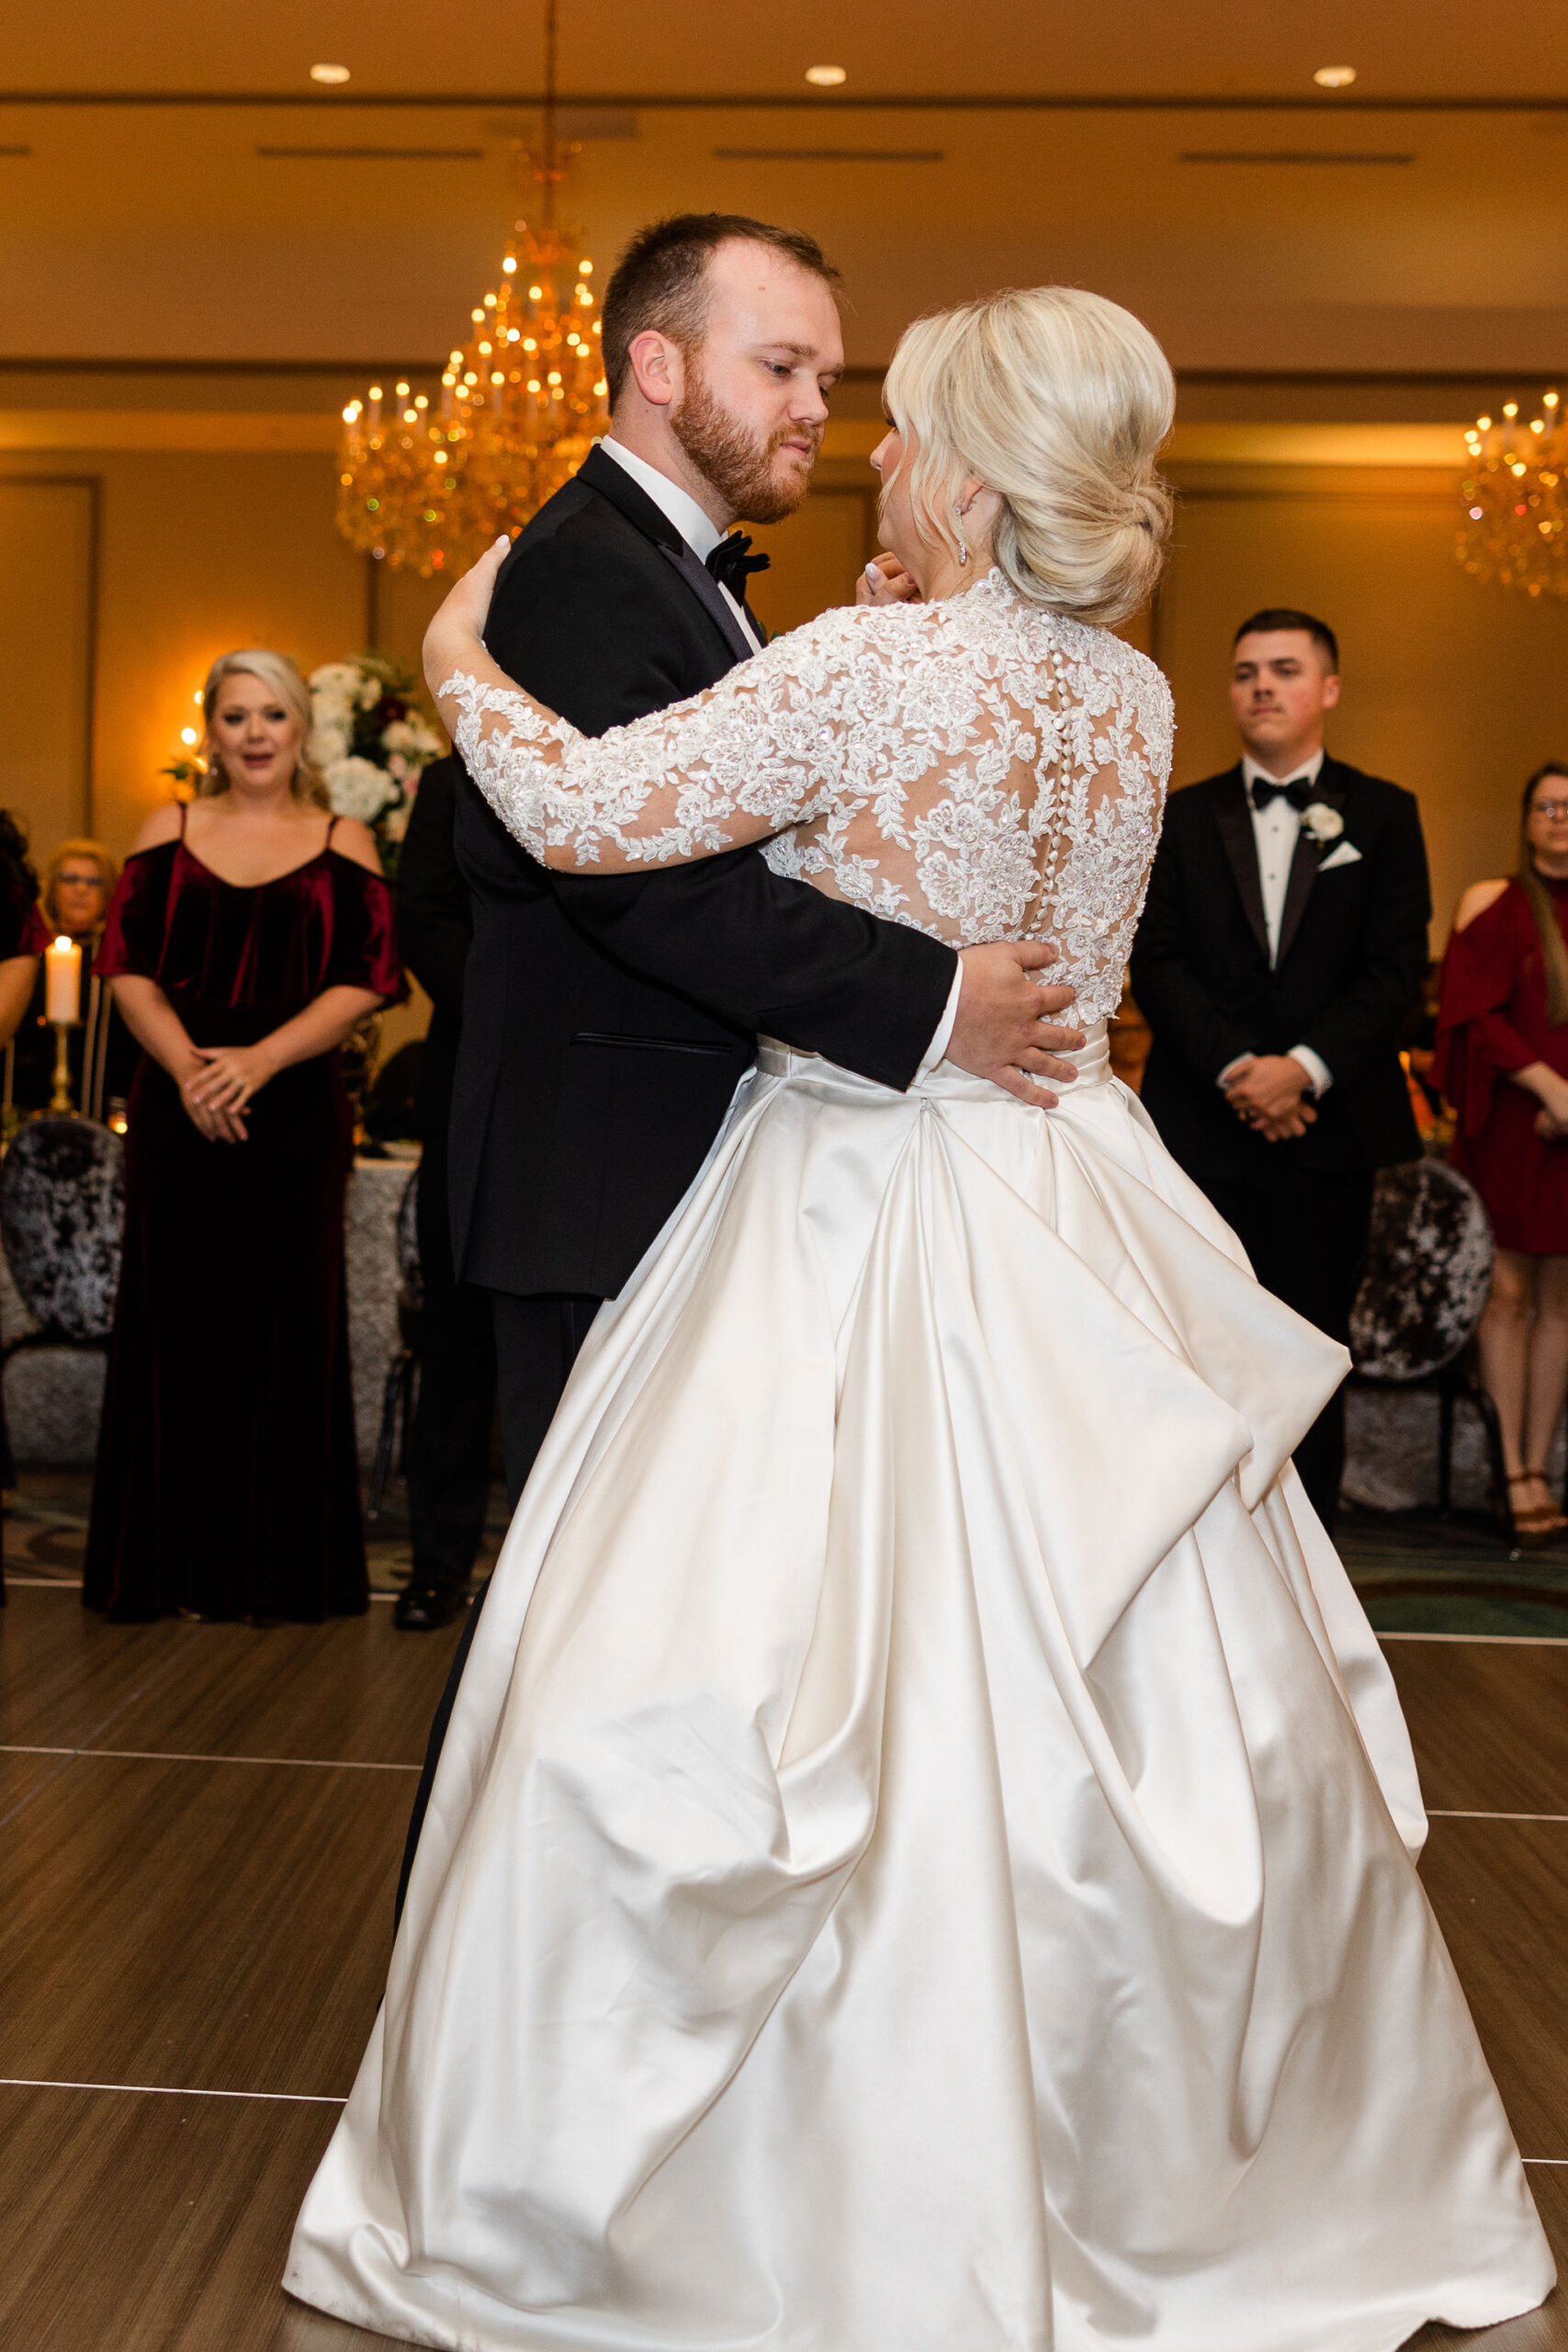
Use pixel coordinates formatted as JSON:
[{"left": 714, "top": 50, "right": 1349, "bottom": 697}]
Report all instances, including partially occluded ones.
[{"left": 437, "top": 612, "right": 868, "bottom": 872}]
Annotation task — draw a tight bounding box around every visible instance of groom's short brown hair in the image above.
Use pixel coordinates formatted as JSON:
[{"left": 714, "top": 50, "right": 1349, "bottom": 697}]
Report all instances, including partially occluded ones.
[{"left": 601, "top": 213, "right": 841, "bottom": 407}]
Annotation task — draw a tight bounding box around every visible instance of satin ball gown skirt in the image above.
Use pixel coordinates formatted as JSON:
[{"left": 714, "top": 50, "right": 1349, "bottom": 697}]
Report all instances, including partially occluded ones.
[{"left": 288, "top": 1025, "right": 1553, "bottom": 2352}]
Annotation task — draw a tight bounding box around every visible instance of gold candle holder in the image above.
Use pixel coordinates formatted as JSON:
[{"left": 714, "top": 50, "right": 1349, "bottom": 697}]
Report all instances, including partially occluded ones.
[{"left": 49, "top": 1019, "right": 77, "bottom": 1114}]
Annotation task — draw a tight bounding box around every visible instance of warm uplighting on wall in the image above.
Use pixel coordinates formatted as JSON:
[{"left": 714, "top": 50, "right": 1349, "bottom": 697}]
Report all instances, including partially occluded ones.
[
  {"left": 805, "top": 65, "right": 848, "bottom": 87},
  {"left": 1313, "top": 65, "right": 1358, "bottom": 89},
  {"left": 310, "top": 63, "right": 351, "bottom": 85}
]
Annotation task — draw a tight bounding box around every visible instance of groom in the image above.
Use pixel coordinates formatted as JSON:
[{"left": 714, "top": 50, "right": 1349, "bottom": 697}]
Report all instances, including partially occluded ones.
[{"left": 398, "top": 213, "right": 1083, "bottom": 1906}]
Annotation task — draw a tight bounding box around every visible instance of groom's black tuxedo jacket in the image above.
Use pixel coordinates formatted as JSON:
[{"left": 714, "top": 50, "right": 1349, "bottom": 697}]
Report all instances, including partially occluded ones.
[
  {"left": 448, "top": 443, "right": 956, "bottom": 1299},
  {"left": 1129, "top": 755, "right": 1431, "bottom": 1181}
]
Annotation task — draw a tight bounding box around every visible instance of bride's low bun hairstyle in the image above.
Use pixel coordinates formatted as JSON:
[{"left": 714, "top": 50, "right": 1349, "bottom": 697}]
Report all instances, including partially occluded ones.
[{"left": 881, "top": 286, "right": 1175, "bottom": 627}]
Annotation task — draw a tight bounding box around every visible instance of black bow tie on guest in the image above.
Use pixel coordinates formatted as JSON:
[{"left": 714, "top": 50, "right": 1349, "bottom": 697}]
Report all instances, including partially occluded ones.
[
  {"left": 1250, "top": 775, "right": 1316, "bottom": 812},
  {"left": 705, "top": 532, "right": 771, "bottom": 597}
]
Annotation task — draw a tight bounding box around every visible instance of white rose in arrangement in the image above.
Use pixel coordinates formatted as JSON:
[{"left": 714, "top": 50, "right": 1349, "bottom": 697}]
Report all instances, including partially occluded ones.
[
  {"left": 310, "top": 718, "right": 351, "bottom": 770},
  {"left": 1301, "top": 802, "right": 1344, "bottom": 844},
  {"left": 380, "top": 719, "right": 420, "bottom": 754},
  {"left": 310, "top": 662, "right": 362, "bottom": 701},
  {"left": 324, "top": 755, "right": 397, "bottom": 823},
  {"left": 382, "top": 718, "right": 443, "bottom": 769},
  {"left": 357, "top": 673, "right": 385, "bottom": 710}
]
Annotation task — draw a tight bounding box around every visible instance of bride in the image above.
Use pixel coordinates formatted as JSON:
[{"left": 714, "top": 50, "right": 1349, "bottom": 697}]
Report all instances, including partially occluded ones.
[{"left": 287, "top": 287, "right": 1551, "bottom": 2350}]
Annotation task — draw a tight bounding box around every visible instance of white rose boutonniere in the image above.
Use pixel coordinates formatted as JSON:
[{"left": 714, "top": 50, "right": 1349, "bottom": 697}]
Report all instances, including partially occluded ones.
[{"left": 1301, "top": 802, "right": 1344, "bottom": 845}]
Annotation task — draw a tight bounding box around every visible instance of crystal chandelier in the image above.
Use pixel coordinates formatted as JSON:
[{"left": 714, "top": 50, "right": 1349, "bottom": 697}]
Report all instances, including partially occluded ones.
[
  {"left": 1458, "top": 390, "right": 1568, "bottom": 600},
  {"left": 335, "top": 0, "right": 607, "bottom": 579}
]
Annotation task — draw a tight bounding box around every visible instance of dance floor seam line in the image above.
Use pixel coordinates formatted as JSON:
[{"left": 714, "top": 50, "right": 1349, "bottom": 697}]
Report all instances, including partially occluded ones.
[
  {"left": 1378, "top": 1631, "right": 1568, "bottom": 1646},
  {"left": 4, "top": 1576, "right": 402, "bottom": 1598},
  {"left": 0, "top": 2076, "right": 347, "bottom": 2105},
  {"left": 0, "top": 1742, "right": 421, "bottom": 1772},
  {"left": 1427, "top": 1809, "right": 1568, "bottom": 1821}
]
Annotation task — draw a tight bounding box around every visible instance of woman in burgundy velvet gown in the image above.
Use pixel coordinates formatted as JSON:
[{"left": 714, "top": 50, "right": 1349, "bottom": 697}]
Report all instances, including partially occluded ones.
[
  {"left": 1435, "top": 761, "right": 1568, "bottom": 1541},
  {"left": 83, "top": 650, "right": 403, "bottom": 1622}
]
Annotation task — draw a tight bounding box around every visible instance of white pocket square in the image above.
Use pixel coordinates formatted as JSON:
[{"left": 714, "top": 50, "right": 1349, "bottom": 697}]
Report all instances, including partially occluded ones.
[{"left": 1317, "top": 840, "right": 1362, "bottom": 871}]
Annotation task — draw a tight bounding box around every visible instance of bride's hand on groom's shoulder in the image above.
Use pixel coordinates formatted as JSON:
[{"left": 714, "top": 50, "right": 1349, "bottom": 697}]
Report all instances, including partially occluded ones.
[
  {"left": 423, "top": 535, "right": 513, "bottom": 699},
  {"left": 856, "top": 554, "right": 919, "bottom": 607}
]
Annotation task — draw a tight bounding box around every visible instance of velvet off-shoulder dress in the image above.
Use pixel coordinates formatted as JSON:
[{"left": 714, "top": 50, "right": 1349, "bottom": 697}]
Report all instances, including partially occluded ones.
[{"left": 83, "top": 811, "right": 403, "bottom": 1623}]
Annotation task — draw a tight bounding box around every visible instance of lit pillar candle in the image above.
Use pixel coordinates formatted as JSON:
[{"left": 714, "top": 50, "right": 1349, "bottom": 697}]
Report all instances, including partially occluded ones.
[{"left": 45, "top": 933, "right": 82, "bottom": 1023}]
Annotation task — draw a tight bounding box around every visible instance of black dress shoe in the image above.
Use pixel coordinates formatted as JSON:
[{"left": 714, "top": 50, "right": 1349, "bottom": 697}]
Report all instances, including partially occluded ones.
[{"left": 394, "top": 1577, "right": 468, "bottom": 1632}]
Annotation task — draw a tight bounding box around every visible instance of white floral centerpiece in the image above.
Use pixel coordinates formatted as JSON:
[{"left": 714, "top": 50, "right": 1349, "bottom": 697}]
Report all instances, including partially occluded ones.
[{"left": 308, "top": 654, "right": 446, "bottom": 876}]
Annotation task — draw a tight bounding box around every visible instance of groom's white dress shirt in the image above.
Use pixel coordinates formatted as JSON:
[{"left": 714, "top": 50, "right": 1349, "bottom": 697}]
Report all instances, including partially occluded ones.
[
  {"left": 1216, "top": 749, "right": 1334, "bottom": 1101},
  {"left": 598, "top": 435, "right": 963, "bottom": 1073}
]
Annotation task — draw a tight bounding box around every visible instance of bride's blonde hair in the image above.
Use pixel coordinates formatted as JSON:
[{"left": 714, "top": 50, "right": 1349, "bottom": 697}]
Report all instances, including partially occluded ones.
[{"left": 880, "top": 286, "right": 1175, "bottom": 626}]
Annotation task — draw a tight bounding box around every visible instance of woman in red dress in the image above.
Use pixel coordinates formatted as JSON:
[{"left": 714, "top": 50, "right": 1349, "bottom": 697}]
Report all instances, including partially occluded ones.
[
  {"left": 83, "top": 650, "right": 404, "bottom": 1621},
  {"left": 1435, "top": 762, "right": 1568, "bottom": 1540}
]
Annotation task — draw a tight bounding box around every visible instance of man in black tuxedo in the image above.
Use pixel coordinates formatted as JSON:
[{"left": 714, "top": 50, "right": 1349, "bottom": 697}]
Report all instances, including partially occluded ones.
[
  {"left": 390, "top": 754, "right": 498, "bottom": 1632},
  {"left": 1130, "top": 608, "right": 1431, "bottom": 1526},
  {"left": 396, "top": 213, "right": 1082, "bottom": 1911}
]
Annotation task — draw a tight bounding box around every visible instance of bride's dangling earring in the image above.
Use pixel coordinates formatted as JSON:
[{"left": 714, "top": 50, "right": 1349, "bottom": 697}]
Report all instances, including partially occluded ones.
[{"left": 954, "top": 503, "right": 971, "bottom": 566}]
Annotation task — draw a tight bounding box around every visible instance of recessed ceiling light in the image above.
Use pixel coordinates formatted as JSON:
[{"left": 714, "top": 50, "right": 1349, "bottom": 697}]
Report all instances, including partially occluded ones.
[
  {"left": 1313, "top": 65, "right": 1358, "bottom": 88},
  {"left": 805, "top": 64, "right": 848, "bottom": 87},
  {"left": 310, "top": 62, "right": 352, "bottom": 85}
]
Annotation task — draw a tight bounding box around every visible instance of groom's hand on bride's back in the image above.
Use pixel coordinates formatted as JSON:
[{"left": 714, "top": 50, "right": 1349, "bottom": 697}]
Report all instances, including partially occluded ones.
[{"left": 948, "top": 942, "right": 1084, "bottom": 1107}]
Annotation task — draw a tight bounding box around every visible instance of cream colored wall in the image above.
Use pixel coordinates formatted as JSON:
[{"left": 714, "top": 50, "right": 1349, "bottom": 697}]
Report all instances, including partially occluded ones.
[
  {"left": 0, "top": 445, "right": 368, "bottom": 859},
  {"left": 0, "top": 478, "right": 96, "bottom": 854},
  {"left": 1157, "top": 463, "right": 1568, "bottom": 950}
]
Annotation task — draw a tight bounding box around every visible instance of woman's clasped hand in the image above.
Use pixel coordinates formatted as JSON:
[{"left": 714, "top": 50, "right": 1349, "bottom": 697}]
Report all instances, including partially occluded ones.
[{"left": 182, "top": 1037, "right": 278, "bottom": 1138}]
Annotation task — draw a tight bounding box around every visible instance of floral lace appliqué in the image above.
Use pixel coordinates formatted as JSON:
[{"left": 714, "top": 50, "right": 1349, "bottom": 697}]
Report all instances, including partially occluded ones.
[{"left": 446, "top": 569, "right": 1173, "bottom": 1023}]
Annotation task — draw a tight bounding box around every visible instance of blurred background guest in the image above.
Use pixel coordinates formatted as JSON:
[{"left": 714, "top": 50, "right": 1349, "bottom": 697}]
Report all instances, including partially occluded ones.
[
  {"left": 82, "top": 650, "right": 403, "bottom": 1623},
  {"left": 1131, "top": 609, "right": 1431, "bottom": 1528},
  {"left": 390, "top": 752, "right": 497, "bottom": 1632},
  {"left": 12, "top": 838, "right": 139, "bottom": 1120},
  {"left": 0, "top": 810, "right": 51, "bottom": 1607},
  {"left": 1434, "top": 763, "right": 1568, "bottom": 1542},
  {"left": 0, "top": 812, "right": 50, "bottom": 1055}
]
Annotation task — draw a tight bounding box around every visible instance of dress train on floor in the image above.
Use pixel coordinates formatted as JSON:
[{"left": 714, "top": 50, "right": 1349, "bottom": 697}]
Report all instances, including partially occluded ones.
[{"left": 287, "top": 1028, "right": 1552, "bottom": 2352}]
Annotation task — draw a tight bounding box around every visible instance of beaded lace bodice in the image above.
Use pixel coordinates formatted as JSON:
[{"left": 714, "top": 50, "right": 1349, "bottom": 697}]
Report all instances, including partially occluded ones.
[{"left": 445, "top": 568, "right": 1174, "bottom": 1023}]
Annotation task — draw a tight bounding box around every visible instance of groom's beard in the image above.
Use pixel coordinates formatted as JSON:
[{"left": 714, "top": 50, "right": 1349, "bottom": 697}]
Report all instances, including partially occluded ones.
[{"left": 671, "top": 361, "right": 820, "bottom": 526}]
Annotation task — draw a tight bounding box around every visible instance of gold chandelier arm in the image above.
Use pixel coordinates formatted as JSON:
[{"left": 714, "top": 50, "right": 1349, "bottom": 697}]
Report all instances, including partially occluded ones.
[
  {"left": 334, "top": 0, "right": 606, "bottom": 575},
  {"left": 1459, "top": 388, "right": 1568, "bottom": 601}
]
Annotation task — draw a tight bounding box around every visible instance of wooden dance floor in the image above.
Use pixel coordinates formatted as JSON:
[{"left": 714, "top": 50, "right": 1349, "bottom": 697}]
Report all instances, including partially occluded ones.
[{"left": 4, "top": 1580, "right": 1568, "bottom": 2349}]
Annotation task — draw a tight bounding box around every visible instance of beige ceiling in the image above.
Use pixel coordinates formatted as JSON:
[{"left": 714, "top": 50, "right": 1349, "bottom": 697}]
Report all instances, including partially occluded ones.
[
  {"left": 0, "top": 0, "right": 1543, "bottom": 101},
  {"left": 4, "top": 3, "right": 1567, "bottom": 379}
]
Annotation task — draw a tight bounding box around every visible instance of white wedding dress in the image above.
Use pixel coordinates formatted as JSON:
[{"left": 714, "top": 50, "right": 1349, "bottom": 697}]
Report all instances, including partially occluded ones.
[{"left": 288, "top": 571, "right": 1552, "bottom": 2350}]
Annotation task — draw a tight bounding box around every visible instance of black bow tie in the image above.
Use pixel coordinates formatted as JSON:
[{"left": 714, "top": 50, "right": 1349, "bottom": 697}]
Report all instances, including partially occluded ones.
[
  {"left": 705, "top": 532, "right": 771, "bottom": 597},
  {"left": 1250, "top": 775, "right": 1315, "bottom": 812}
]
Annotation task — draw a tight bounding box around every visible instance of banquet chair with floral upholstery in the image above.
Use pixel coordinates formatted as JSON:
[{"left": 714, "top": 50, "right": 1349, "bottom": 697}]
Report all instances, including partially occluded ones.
[
  {"left": 0, "top": 1114, "right": 125, "bottom": 1363},
  {"left": 1348, "top": 1156, "right": 1509, "bottom": 1532}
]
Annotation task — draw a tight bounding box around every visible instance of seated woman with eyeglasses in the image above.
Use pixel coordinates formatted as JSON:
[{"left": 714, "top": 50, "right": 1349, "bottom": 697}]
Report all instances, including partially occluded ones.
[
  {"left": 1436, "top": 762, "right": 1568, "bottom": 1542},
  {"left": 12, "top": 839, "right": 140, "bottom": 1119}
]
